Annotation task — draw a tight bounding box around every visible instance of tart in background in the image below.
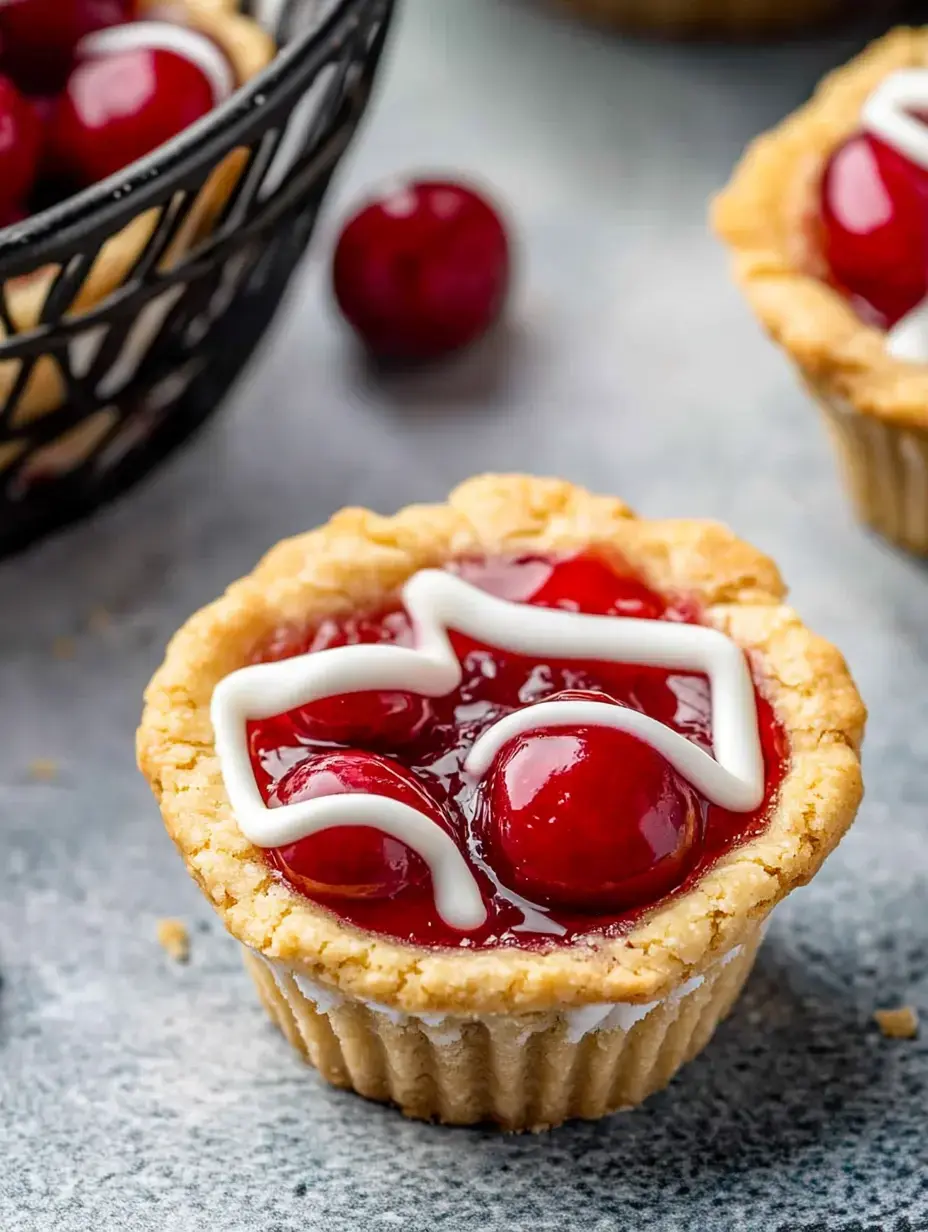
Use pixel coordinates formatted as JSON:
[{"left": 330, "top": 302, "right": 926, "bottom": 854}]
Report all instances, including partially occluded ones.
[
  {"left": 551, "top": 0, "right": 845, "bottom": 38},
  {"left": 714, "top": 28, "right": 928, "bottom": 554}
]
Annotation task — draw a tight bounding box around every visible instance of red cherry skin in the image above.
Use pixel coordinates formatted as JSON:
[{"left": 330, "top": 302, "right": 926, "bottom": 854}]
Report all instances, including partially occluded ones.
[
  {"left": 268, "top": 750, "right": 446, "bottom": 900},
  {"left": 0, "top": 202, "right": 27, "bottom": 229},
  {"left": 50, "top": 43, "right": 215, "bottom": 187},
  {"left": 0, "top": 75, "right": 40, "bottom": 214},
  {"left": 821, "top": 130, "right": 928, "bottom": 329},
  {"left": 0, "top": 0, "right": 134, "bottom": 96},
  {"left": 486, "top": 725, "right": 701, "bottom": 912},
  {"left": 333, "top": 179, "right": 510, "bottom": 360},
  {"left": 292, "top": 691, "right": 432, "bottom": 748},
  {"left": 527, "top": 553, "right": 667, "bottom": 620}
]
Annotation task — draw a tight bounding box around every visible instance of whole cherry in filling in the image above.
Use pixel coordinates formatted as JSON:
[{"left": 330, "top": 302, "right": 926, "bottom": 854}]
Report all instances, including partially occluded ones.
[
  {"left": 484, "top": 692, "right": 702, "bottom": 912},
  {"left": 267, "top": 751, "right": 437, "bottom": 900},
  {"left": 292, "top": 691, "right": 432, "bottom": 749},
  {"left": 820, "top": 127, "right": 928, "bottom": 329},
  {"left": 247, "top": 553, "right": 787, "bottom": 949}
]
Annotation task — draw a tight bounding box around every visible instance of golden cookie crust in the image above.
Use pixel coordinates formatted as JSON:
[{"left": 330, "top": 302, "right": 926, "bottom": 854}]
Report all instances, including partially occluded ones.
[
  {"left": 713, "top": 27, "right": 928, "bottom": 430},
  {"left": 138, "top": 475, "right": 865, "bottom": 1015}
]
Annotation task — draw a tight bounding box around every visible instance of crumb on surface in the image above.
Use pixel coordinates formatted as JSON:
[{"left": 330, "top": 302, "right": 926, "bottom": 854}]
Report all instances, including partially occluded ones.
[
  {"left": 28, "top": 759, "right": 58, "bottom": 782},
  {"left": 52, "top": 636, "right": 76, "bottom": 661},
  {"left": 874, "top": 1006, "right": 919, "bottom": 1040},
  {"left": 87, "top": 607, "right": 112, "bottom": 633},
  {"left": 157, "top": 918, "right": 190, "bottom": 964}
]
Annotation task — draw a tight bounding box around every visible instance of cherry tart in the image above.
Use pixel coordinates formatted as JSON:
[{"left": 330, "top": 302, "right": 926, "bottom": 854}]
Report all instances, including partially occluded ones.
[
  {"left": 715, "top": 28, "right": 928, "bottom": 556},
  {"left": 139, "top": 477, "right": 864, "bottom": 1129}
]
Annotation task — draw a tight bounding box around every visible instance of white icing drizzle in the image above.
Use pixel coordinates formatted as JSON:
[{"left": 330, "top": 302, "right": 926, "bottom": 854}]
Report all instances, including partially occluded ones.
[
  {"left": 467, "top": 699, "right": 762, "bottom": 811},
  {"left": 860, "top": 70, "right": 928, "bottom": 362},
  {"left": 257, "top": 943, "right": 746, "bottom": 1045},
  {"left": 78, "top": 21, "right": 235, "bottom": 105},
  {"left": 212, "top": 570, "right": 764, "bottom": 932}
]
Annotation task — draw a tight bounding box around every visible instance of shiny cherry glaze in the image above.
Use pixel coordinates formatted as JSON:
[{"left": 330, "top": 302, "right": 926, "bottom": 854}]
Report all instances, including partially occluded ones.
[
  {"left": 267, "top": 751, "right": 437, "bottom": 900},
  {"left": 820, "top": 129, "right": 928, "bottom": 329},
  {"left": 0, "top": 75, "right": 41, "bottom": 213},
  {"left": 248, "top": 553, "right": 788, "bottom": 949},
  {"left": 332, "top": 179, "right": 510, "bottom": 360},
  {"left": 0, "top": 0, "right": 134, "bottom": 96},
  {"left": 50, "top": 42, "right": 216, "bottom": 187}
]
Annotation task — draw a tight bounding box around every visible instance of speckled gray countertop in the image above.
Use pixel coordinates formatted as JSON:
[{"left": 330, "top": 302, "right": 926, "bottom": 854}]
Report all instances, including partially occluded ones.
[{"left": 2, "top": 3, "right": 928, "bottom": 1229}]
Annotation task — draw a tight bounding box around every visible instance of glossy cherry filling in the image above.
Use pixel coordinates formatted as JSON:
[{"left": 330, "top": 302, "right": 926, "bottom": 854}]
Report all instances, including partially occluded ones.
[
  {"left": 819, "top": 125, "right": 928, "bottom": 329},
  {"left": 248, "top": 553, "right": 788, "bottom": 949}
]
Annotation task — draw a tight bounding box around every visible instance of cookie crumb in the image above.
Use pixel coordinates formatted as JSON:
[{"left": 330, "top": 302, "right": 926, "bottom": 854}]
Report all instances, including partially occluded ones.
[
  {"left": 874, "top": 1006, "right": 919, "bottom": 1040},
  {"left": 52, "top": 636, "right": 76, "bottom": 661},
  {"left": 87, "top": 607, "right": 111, "bottom": 634},
  {"left": 157, "top": 918, "right": 190, "bottom": 964},
  {"left": 29, "top": 758, "right": 58, "bottom": 782}
]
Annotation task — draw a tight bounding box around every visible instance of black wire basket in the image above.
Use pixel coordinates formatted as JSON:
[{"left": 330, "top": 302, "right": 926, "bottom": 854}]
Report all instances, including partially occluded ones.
[{"left": 0, "top": 0, "right": 395, "bottom": 558}]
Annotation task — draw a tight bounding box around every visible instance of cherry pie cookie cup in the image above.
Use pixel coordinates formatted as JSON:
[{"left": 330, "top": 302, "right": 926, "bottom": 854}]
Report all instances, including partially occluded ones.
[
  {"left": 0, "top": 0, "right": 273, "bottom": 441},
  {"left": 552, "top": 0, "right": 843, "bottom": 38},
  {"left": 714, "top": 28, "right": 928, "bottom": 555},
  {"left": 138, "top": 475, "right": 865, "bottom": 1130}
]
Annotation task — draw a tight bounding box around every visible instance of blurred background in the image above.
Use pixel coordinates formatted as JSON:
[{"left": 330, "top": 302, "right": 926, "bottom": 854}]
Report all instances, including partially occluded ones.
[{"left": 3, "top": 2, "right": 928, "bottom": 1229}]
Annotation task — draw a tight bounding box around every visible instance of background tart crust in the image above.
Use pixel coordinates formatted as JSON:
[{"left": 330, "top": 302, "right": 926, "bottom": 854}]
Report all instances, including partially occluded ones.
[
  {"left": 713, "top": 26, "right": 928, "bottom": 430},
  {"left": 138, "top": 474, "right": 865, "bottom": 1016}
]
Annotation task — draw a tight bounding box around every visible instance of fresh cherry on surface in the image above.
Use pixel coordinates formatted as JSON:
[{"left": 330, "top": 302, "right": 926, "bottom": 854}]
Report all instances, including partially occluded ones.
[
  {"left": 292, "top": 691, "right": 432, "bottom": 749},
  {"left": 485, "top": 719, "right": 702, "bottom": 912},
  {"left": 0, "top": 0, "right": 134, "bottom": 96},
  {"left": 267, "top": 750, "right": 443, "bottom": 901},
  {"left": 332, "top": 179, "right": 511, "bottom": 360},
  {"left": 820, "top": 129, "right": 928, "bottom": 329},
  {"left": 50, "top": 39, "right": 216, "bottom": 187},
  {"left": 0, "top": 74, "right": 41, "bottom": 214}
]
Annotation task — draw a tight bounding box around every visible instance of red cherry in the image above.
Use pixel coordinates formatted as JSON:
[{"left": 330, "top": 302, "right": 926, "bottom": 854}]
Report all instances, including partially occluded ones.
[
  {"left": 0, "top": 75, "right": 41, "bottom": 214},
  {"left": 527, "top": 553, "right": 667, "bottom": 620},
  {"left": 821, "top": 129, "right": 928, "bottom": 329},
  {"left": 332, "top": 179, "right": 511, "bottom": 360},
  {"left": 50, "top": 40, "right": 216, "bottom": 187},
  {"left": 0, "top": 0, "right": 134, "bottom": 96},
  {"left": 292, "top": 691, "right": 432, "bottom": 748},
  {"left": 485, "top": 725, "right": 701, "bottom": 912},
  {"left": 0, "top": 202, "right": 27, "bottom": 229},
  {"left": 268, "top": 750, "right": 446, "bottom": 901}
]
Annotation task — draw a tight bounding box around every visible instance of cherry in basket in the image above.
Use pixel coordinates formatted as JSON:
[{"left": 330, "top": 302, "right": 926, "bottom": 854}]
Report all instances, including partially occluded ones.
[{"left": 0, "top": 0, "right": 135, "bottom": 96}]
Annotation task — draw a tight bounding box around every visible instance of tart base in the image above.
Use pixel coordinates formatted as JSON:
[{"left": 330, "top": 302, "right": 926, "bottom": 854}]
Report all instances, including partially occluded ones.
[
  {"left": 244, "top": 929, "right": 763, "bottom": 1131},
  {"left": 551, "top": 0, "right": 841, "bottom": 36},
  {"left": 810, "top": 379, "right": 928, "bottom": 554}
]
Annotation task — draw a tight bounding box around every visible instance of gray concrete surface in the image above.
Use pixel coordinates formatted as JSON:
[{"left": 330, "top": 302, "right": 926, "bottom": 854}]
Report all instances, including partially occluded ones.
[{"left": 2, "top": 2, "right": 927, "bottom": 1229}]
